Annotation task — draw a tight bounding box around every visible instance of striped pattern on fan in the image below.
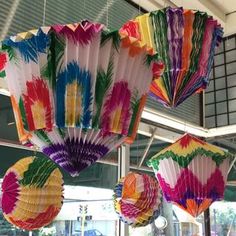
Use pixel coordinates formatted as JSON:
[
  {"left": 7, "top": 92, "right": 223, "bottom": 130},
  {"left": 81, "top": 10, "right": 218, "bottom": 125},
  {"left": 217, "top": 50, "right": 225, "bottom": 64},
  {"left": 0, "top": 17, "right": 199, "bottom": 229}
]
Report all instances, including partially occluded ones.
[{"left": 120, "top": 7, "right": 223, "bottom": 107}]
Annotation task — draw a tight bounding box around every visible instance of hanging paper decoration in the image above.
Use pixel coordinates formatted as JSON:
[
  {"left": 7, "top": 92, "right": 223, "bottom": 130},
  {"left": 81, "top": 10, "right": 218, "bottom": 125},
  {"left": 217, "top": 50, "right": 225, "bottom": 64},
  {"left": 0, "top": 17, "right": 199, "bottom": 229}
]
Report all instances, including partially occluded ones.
[
  {"left": 120, "top": 7, "right": 223, "bottom": 107},
  {"left": 113, "top": 172, "right": 161, "bottom": 227},
  {"left": 1, "top": 20, "right": 156, "bottom": 176},
  {"left": 147, "top": 134, "right": 230, "bottom": 217},
  {"left": 0, "top": 51, "right": 6, "bottom": 78},
  {"left": 1, "top": 156, "right": 64, "bottom": 230}
]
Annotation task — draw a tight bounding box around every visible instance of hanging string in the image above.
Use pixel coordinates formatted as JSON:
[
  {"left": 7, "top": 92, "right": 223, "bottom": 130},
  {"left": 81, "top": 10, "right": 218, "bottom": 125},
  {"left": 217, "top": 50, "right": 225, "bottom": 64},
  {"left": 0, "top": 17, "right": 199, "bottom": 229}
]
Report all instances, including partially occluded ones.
[
  {"left": 163, "top": 0, "right": 167, "bottom": 8},
  {"left": 82, "top": 0, "right": 86, "bottom": 20},
  {"left": 106, "top": 0, "right": 109, "bottom": 28},
  {"left": 184, "top": 121, "right": 187, "bottom": 134},
  {"left": 33, "top": 145, "right": 38, "bottom": 157},
  {"left": 136, "top": 135, "right": 139, "bottom": 170},
  {"left": 42, "top": 0, "right": 47, "bottom": 26},
  {"left": 138, "top": 0, "right": 141, "bottom": 16}
]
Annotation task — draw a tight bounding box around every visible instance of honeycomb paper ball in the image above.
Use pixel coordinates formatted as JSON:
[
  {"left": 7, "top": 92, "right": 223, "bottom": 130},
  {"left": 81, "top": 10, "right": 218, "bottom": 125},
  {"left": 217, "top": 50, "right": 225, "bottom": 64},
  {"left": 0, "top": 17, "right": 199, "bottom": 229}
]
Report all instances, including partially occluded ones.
[
  {"left": 1, "top": 156, "right": 64, "bottom": 230},
  {"left": 114, "top": 172, "right": 161, "bottom": 227}
]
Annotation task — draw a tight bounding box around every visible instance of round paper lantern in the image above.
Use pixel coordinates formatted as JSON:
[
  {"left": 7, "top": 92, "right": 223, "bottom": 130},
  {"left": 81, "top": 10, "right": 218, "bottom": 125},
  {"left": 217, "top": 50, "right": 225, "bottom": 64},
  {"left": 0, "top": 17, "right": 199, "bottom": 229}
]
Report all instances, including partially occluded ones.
[
  {"left": 120, "top": 7, "right": 223, "bottom": 107},
  {"left": 1, "top": 156, "right": 64, "bottom": 230},
  {"left": 114, "top": 172, "right": 161, "bottom": 227},
  {"left": 1, "top": 20, "right": 157, "bottom": 176},
  {"left": 148, "top": 134, "right": 230, "bottom": 217}
]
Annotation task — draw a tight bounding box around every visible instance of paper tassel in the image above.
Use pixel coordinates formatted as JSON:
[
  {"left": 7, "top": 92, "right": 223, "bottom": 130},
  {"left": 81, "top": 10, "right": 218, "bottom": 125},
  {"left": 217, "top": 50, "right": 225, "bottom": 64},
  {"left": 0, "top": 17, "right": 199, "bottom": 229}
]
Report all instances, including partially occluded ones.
[
  {"left": 1, "top": 156, "right": 64, "bottom": 230},
  {"left": 113, "top": 172, "right": 161, "bottom": 227},
  {"left": 120, "top": 7, "right": 223, "bottom": 107},
  {"left": 148, "top": 134, "right": 230, "bottom": 217},
  {"left": 2, "top": 20, "right": 156, "bottom": 176}
]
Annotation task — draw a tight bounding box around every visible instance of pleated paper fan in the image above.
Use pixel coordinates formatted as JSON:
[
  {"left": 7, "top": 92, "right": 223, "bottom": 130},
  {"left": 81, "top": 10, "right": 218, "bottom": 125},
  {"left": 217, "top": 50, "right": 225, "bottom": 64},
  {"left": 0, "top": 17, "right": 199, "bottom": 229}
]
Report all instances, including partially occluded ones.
[
  {"left": 147, "top": 134, "right": 230, "bottom": 217},
  {"left": 120, "top": 7, "right": 223, "bottom": 107},
  {"left": 1, "top": 156, "right": 64, "bottom": 230},
  {"left": 2, "top": 20, "right": 157, "bottom": 176},
  {"left": 113, "top": 172, "right": 161, "bottom": 227}
]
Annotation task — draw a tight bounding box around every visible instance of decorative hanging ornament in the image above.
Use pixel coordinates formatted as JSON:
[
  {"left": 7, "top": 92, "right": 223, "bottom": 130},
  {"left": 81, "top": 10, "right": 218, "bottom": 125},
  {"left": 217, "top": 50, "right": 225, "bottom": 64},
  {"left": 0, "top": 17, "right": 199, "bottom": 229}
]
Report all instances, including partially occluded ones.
[
  {"left": 0, "top": 51, "right": 6, "bottom": 78},
  {"left": 120, "top": 7, "right": 223, "bottom": 107},
  {"left": 1, "top": 20, "right": 157, "bottom": 176},
  {"left": 113, "top": 172, "right": 161, "bottom": 227},
  {"left": 147, "top": 134, "right": 230, "bottom": 217},
  {"left": 1, "top": 156, "right": 64, "bottom": 230}
]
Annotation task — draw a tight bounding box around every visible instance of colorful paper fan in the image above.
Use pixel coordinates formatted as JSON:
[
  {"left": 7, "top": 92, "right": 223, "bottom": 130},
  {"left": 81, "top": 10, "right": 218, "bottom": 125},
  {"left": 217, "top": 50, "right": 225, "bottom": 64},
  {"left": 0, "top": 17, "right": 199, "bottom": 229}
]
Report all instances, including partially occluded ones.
[
  {"left": 1, "top": 156, "right": 64, "bottom": 230},
  {"left": 120, "top": 7, "right": 223, "bottom": 107},
  {"left": 2, "top": 20, "right": 156, "bottom": 176},
  {"left": 113, "top": 172, "right": 161, "bottom": 227},
  {"left": 147, "top": 134, "right": 230, "bottom": 217}
]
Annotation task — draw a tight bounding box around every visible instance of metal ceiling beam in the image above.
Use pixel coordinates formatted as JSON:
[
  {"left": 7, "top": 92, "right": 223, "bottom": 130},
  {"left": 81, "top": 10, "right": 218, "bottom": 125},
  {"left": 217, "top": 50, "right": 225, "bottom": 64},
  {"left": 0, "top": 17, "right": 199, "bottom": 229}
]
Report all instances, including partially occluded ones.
[
  {"left": 152, "top": 0, "right": 177, "bottom": 8},
  {"left": 228, "top": 155, "right": 236, "bottom": 175},
  {"left": 227, "top": 181, "right": 236, "bottom": 186},
  {"left": 138, "top": 121, "right": 181, "bottom": 143},
  {"left": 141, "top": 107, "right": 236, "bottom": 140},
  {"left": 141, "top": 107, "right": 207, "bottom": 137},
  {"left": 129, "top": 0, "right": 161, "bottom": 11},
  {"left": 137, "top": 127, "right": 157, "bottom": 168}
]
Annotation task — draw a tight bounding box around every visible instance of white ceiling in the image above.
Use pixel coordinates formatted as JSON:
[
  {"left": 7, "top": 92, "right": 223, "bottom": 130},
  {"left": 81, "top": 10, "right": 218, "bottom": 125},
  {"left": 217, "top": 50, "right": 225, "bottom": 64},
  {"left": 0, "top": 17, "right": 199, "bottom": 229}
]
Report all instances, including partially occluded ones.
[{"left": 209, "top": 0, "right": 236, "bottom": 14}]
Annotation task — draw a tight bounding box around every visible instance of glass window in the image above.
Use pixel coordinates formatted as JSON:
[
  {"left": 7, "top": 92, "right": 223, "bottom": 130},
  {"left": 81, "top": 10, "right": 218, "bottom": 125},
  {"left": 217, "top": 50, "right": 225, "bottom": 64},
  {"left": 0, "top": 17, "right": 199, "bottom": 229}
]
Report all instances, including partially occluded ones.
[
  {"left": 0, "top": 95, "right": 18, "bottom": 141},
  {"left": 216, "top": 101, "right": 227, "bottom": 114},
  {"left": 209, "top": 69, "right": 214, "bottom": 80},
  {"left": 217, "top": 114, "right": 228, "bottom": 126},
  {"left": 210, "top": 202, "right": 236, "bottom": 236},
  {"left": 229, "top": 100, "right": 236, "bottom": 112},
  {"left": 0, "top": 212, "right": 28, "bottom": 236},
  {"left": 226, "top": 62, "right": 236, "bottom": 75},
  {"left": 206, "top": 80, "right": 214, "bottom": 92},
  {"left": 216, "top": 89, "right": 226, "bottom": 102},
  {"left": 227, "top": 74, "right": 236, "bottom": 87},
  {"left": 226, "top": 49, "right": 236, "bottom": 63},
  {"left": 215, "top": 77, "right": 226, "bottom": 90},
  {"left": 229, "top": 112, "right": 236, "bottom": 125},
  {"left": 206, "top": 104, "right": 215, "bottom": 116},
  {"left": 206, "top": 116, "right": 216, "bottom": 128},
  {"left": 54, "top": 186, "right": 118, "bottom": 236},
  {"left": 214, "top": 65, "right": 225, "bottom": 78},
  {"left": 214, "top": 53, "right": 224, "bottom": 65},
  {"left": 228, "top": 87, "right": 236, "bottom": 99},
  {"left": 205, "top": 92, "right": 215, "bottom": 104},
  {"left": 215, "top": 40, "right": 224, "bottom": 54},
  {"left": 225, "top": 37, "right": 236, "bottom": 51}
]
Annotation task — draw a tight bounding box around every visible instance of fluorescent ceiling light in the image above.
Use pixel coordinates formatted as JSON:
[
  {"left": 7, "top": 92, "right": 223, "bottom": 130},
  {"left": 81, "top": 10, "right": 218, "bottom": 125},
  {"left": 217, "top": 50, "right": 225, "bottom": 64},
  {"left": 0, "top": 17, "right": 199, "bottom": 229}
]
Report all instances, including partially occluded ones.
[
  {"left": 141, "top": 107, "right": 236, "bottom": 140},
  {"left": 142, "top": 107, "right": 208, "bottom": 137},
  {"left": 0, "top": 88, "right": 10, "bottom": 96}
]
